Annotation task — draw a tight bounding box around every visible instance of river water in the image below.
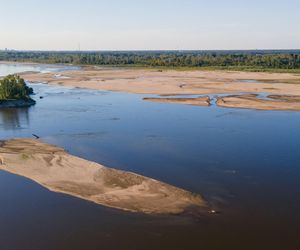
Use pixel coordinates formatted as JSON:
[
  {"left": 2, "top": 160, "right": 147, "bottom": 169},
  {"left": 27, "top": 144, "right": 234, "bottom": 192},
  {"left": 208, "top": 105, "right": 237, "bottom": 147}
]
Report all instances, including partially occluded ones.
[{"left": 0, "top": 64, "right": 300, "bottom": 250}]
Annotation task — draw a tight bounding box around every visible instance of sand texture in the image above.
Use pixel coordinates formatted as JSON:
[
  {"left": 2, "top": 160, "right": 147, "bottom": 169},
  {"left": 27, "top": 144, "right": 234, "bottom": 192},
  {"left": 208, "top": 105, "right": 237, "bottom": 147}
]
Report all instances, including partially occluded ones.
[
  {"left": 22, "top": 67, "right": 300, "bottom": 96},
  {"left": 21, "top": 67, "right": 300, "bottom": 111},
  {"left": 0, "top": 139, "right": 206, "bottom": 215},
  {"left": 143, "top": 96, "right": 211, "bottom": 106},
  {"left": 217, "top": 94, "right": 300, "bottom": 111}
]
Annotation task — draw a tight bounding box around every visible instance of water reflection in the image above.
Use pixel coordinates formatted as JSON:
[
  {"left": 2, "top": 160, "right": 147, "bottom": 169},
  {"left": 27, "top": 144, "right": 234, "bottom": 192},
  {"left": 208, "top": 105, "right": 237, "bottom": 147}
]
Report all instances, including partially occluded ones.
[
  {"left": 0, "top": 63, "right": 80, "bottom": 76},
  {"left": 0, "top": 108, "right": 30, "bottom": 130}
]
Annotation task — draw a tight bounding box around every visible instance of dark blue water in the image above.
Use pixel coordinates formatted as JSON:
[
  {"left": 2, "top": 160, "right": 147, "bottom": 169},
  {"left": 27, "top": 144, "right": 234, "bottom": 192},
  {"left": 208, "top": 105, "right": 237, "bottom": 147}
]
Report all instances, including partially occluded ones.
[{"left": 1, "top": 65, "right": 300, "bottom": 250}]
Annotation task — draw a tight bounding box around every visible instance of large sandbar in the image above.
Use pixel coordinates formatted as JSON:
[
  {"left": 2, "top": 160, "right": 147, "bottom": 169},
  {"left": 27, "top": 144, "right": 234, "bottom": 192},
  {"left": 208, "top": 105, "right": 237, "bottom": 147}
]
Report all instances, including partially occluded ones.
[
  {"left": 20, "top": 66, "right": 300, "bottom": 111},
  {"left": 0, "top": 139, "right": 206, "bottom": 215}
]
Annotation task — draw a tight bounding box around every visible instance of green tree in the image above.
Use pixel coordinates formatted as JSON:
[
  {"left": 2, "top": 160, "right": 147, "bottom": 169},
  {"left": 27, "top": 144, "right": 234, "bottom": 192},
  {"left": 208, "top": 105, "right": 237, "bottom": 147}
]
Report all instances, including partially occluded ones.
[{"left": 0, "top": 75, "right": 33, "bottom": 100}]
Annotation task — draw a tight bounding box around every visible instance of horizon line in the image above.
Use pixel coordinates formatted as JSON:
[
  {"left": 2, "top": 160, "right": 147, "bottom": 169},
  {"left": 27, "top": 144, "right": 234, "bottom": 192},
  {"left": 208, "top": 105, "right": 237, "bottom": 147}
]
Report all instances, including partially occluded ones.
[{"left": 1, "top": 49, "right": 300, "bottom": 53}]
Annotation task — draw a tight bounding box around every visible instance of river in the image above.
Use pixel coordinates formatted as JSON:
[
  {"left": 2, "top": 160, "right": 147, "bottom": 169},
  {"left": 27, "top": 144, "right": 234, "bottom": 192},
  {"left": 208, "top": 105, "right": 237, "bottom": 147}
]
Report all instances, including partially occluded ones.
[{"left": 0, "top": 63, "right": 300, "bottom": 250}]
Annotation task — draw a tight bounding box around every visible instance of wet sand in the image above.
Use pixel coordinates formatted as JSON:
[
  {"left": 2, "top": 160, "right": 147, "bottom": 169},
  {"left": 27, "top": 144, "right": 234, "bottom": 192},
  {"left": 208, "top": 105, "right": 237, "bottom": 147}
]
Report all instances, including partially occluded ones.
[
  {"left": 217, "top": 94, "right": 300, "bottom": 111},
  {"left": 0, "top": 139, "right": 206, "bottom": 215},
  {"left": 143, "top": 96, "right": 211, "bottom": 106},
  {"left": 21, "top": 66, "right": 300, "bottom": 111},
  {"left": 268, "top": 95, "right": 300, "bottom": 102}
]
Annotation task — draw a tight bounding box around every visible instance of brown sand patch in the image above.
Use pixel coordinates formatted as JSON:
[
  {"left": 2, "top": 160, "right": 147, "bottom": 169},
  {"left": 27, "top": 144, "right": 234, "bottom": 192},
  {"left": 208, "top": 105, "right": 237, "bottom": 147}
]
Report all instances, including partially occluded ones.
[
  {"left": 143, "top": 96, "right": 211, "bottom": 106},
  {"left": 0, "top": 139, "right": 206, "bottom": 215},
  {"left": 19, "top": 65, "right": 300, "bottom": 111},
  {"left": 216, "top": 94, "right": 300, "bottom": 111},
  {"left": 268, "top": 95, "right": 300, "bottom": 102},
  {"left": 22, "top": 67, "right": 300, "bottom": 96}
]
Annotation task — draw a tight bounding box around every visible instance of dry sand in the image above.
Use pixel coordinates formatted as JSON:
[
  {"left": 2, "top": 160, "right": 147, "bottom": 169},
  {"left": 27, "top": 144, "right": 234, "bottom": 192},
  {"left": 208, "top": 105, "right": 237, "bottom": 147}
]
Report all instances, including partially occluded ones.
[
  {"left": 21, "top": 66, "right": 300, "bottom": 111},
  {"left": 22, "top": 67, "right": 300, "bottom": 96},
  {"left": 0, "top": 139, "right": 206, "bottom": 215},
  {"left": 217, "top": 94, "right": 300, "bottom": 111}
]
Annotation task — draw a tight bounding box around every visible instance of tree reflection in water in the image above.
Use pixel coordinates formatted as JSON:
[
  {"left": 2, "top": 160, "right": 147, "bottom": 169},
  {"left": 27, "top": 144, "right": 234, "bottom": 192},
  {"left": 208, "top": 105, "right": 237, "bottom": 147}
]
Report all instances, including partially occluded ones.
[{"left": 0, "top": 108, "right": 30, "bottom": 130}]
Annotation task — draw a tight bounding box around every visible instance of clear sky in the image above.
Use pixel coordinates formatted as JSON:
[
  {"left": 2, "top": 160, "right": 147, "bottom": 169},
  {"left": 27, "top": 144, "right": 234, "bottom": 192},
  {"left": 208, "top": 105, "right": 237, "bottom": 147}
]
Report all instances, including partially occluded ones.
[{"left": 0, "top": 0, "right": 299, "bottom": 50}]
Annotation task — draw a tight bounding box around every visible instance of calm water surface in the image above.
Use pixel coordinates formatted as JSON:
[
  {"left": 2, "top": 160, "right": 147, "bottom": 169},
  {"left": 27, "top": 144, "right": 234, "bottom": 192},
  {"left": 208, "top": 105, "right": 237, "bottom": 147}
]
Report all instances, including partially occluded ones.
[{"left": 0, "top": 64, "right": 300, "bottom": 250}]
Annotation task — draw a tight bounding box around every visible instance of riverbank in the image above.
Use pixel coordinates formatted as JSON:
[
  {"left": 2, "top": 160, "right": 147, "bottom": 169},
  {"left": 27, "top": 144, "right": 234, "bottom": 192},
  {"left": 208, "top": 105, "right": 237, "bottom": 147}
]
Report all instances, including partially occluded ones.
[
  {"left": 0, "top": 99, "right": 36, "bottom": 108},
  {"left": 0, "top": 139, "right": 206, "bottom": 215}
]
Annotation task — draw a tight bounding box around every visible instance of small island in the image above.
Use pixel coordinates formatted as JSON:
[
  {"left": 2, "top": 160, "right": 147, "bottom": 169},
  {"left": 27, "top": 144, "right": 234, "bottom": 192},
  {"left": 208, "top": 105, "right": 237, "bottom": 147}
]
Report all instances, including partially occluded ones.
[{"left": 0, "top": 75, "right": 36, "bottom": 108}]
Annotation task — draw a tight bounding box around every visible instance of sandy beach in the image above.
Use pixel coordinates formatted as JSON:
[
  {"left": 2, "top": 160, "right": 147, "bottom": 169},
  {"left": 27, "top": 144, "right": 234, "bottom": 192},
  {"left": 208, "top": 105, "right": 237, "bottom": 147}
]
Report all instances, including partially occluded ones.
[
  {"left": 20, "top": 66, "right": 300, "bottom": 111},
  {"left": 0, "top": 139, "right": 206, "bottom": 215}
]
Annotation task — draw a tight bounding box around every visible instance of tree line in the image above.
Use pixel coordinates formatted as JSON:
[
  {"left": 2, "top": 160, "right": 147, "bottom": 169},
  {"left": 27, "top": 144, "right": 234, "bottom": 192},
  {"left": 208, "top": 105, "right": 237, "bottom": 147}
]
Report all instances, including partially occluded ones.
[{"left": 1, "top": 50, "right": 300, "bottom": 69}]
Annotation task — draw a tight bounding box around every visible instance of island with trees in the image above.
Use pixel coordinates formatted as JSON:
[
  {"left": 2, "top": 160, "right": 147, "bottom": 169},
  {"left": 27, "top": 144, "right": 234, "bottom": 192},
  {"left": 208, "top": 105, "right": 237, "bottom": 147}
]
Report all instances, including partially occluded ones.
[{"left": 0, "top": 75, "right": 36, "bottom": 108}]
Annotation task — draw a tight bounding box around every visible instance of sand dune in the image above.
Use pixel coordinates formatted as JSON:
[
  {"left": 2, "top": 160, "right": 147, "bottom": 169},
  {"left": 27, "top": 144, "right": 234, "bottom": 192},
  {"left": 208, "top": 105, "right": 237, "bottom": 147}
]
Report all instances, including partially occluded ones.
[{"left": 0, "top": 139, "right": 206, "bottom": 215}]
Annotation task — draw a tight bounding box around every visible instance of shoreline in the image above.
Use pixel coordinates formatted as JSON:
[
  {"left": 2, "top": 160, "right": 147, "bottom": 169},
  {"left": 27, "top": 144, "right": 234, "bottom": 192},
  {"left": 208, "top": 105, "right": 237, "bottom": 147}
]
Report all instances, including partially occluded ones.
[
  {"left": 0, "top": 98, "right": 36, "bottom": 108},
  {"left": 0, "top": 60, "right": 77, "bottom": 67},
  {"left": 2, "top": 60, "right": 300, "bottom": 73}
]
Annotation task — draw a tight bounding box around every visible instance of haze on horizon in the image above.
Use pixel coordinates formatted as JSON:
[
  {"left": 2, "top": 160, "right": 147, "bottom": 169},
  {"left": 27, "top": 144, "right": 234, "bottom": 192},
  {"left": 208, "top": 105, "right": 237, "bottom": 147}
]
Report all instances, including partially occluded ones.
[{"left": 0, "top": 0, "right": 299, "bottom": 51}]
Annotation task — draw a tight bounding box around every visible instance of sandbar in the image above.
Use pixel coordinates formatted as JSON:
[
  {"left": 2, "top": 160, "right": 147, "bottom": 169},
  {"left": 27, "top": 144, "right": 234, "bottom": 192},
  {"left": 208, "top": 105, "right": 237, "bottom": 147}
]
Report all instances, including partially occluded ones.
[
  {"left": 217, "top": 94, "right": 300, "bottom": 111},
  {"left": 0, "top": 139, "right": 206, "bottom": 215},
  {"left": 143, "top": 96, "right": 211, "bottom": 106},
  {"left": 19, "top": 66, "right": 300, "bottom": 111},
  {"left": 22, "top": 67, "right": 300, "bottom": 96}
]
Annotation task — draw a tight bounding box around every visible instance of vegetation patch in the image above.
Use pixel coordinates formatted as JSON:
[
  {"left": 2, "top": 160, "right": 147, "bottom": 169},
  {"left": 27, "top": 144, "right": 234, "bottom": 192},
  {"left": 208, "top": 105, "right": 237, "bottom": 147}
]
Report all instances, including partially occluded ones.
[
  {"left": 0, "top": 75, "right": 35, "bottom": 108},
  {"left": 1, "top": 50, "right": 300, "bottom": 73}
]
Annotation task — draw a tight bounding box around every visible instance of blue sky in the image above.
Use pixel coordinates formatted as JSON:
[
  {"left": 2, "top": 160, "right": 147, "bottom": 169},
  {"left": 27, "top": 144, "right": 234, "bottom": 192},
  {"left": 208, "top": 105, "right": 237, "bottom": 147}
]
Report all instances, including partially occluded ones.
[{"left": 0, "top": 0, "right": 299, "bottom": 50}]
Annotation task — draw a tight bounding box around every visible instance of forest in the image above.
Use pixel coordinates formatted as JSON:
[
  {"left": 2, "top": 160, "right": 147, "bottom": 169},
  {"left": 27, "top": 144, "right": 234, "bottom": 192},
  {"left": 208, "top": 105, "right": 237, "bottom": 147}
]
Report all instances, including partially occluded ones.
[{"left": 1, "top": 50, "right": 300, "bottom": 71}]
